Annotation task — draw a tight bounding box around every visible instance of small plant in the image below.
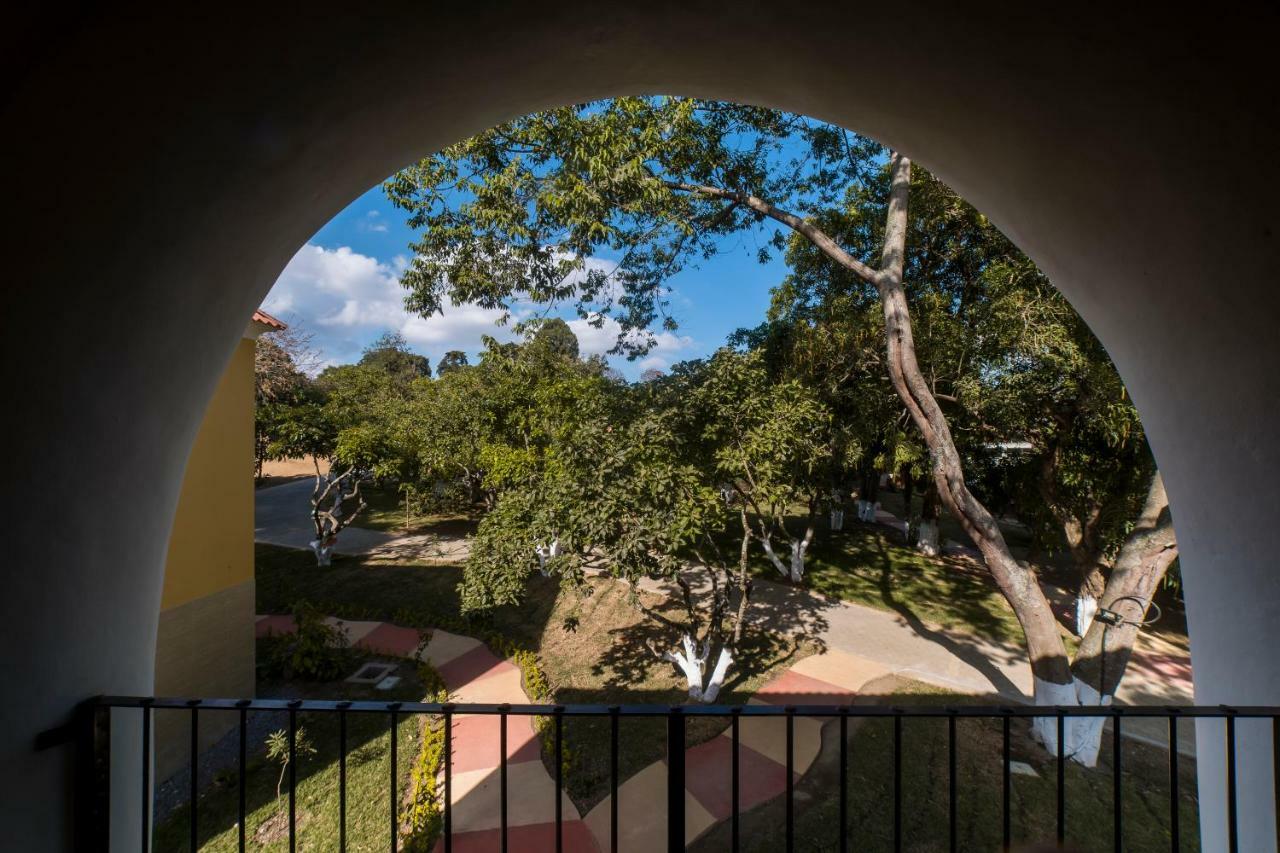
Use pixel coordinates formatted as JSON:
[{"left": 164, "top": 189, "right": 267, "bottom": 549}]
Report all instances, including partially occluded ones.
[
  {"left": 265, "top": 726, "right": 317, "bottom": 805},
  {"left": 401, "top": 661, "right": 450, "bottom": 851},
  {"left": 267, "top": 602, "right": 351, "bottom": 681}
]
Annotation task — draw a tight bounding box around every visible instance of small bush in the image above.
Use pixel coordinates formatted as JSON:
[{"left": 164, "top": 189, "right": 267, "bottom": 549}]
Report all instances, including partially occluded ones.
[
  {"left": 265, "top": 602, "right": 352, "bottom": 681},
  {"left": 401, "top": 661, "right": 449, "bottom": 851}
]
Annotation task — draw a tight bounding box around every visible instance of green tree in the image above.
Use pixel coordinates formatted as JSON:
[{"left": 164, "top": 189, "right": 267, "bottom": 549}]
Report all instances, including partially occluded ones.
[
  {"left": 359, "top": 331, "right": 431, "bottom": 381},
  {"left": 387, "top": 98, "right": 1178, "bottom": 761},
  {"left": 529, "top": 317, "right": 580, "bottom": 361},
  {"left": 436, "top": 350, "right": 469, "bottom": 375},
  {"left": 460, "top": 374, "right": 752, "bottom": 701}
]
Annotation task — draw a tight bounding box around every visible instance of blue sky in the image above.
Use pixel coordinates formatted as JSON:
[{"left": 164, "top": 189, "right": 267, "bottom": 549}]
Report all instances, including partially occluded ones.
[{"left": 262, "top": 183, "right": 789, "bottom": 379}]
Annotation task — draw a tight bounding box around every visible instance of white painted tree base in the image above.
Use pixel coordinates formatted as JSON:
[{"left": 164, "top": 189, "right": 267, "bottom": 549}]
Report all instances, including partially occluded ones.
[
  {"left": 1076, "top": 594, "right": 1098, "bottom": 636},
  {"left": 916, "top": 520, "right": 939, "bottom": 556},
  {"left": 310, "top": 539, "right": 334, "bottom": 567},
  {"left": 534, "top": 538, "right": 560, "bottom": 577},
  {"left": 1031, "top": 676, "right": 1110, "bottom": 766}
]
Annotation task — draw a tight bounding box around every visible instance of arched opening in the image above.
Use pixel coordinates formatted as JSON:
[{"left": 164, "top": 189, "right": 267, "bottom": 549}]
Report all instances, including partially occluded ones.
[{"left": 4, "top": 6, "right": 1276, "bottom": 850}]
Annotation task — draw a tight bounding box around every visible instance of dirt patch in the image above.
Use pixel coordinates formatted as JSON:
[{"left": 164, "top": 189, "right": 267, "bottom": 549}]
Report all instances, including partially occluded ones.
[{"left": 255, "top": 807, "right": 310, "bottom": 844}]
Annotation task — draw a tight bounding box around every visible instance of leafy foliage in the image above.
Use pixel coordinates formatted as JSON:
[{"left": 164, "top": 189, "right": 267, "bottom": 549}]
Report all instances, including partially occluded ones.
[{"left": 263, "top": 603, "right": 352, "bottom": 681}]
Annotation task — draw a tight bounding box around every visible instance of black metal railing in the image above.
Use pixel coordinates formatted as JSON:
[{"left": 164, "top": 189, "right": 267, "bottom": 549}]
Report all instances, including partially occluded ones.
[{"left": 64, "top": 697, "right": 1280, "bottom": 852}]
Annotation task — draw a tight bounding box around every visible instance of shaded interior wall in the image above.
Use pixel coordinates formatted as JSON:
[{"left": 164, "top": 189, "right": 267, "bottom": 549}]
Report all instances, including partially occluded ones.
[
  {"left": 153, "top": 336, "right": 256, "bottom": 781},
  {"left": 2, "top": 5, "right": 1278, "bottom": 851}
]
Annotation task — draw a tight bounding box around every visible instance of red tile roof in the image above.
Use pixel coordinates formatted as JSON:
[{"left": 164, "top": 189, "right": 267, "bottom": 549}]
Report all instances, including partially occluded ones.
[{"left": 252, "top": 309, "right": 287, "bottom": 330}]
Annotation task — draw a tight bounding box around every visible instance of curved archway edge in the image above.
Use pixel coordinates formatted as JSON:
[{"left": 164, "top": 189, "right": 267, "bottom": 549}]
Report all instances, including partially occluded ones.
[{"left": 3, "top": 4, "right": 1277, "bottom": 848}]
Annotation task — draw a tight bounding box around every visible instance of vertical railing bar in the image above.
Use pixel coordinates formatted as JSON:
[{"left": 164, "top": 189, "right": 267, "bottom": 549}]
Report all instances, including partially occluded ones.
[
  {"left": 1002, "top": 711, "right": 1011, "bottom": 852},
  {"left": 389, "top": 704, "right": 399, "bottom": 853},
  {"left": 948, "top": 710, "right": 957, "bottom": 853},
  {"left": 141, "top": 700, "right": 152, "bottom": 853},
  {"left": 555, "top": 706, "right": 564, "bottom": 853},
  {"left": 1226, "top": 713, "right": 1238, "bottom": 853},
  {"left": 1273, "top": 716, "right": 1279, "bottom": 853},
  {"left": 77, "top": 700, "right": 111, "bottom": 853},
  {"left": 667, "top": 707, "right": 685, "bottom": 853},
  {"left": 732, "top": 707, "right": 741, "bottom": 853},
  {"left": 288, "top": 702, "right": 297, "bottom": 853},
  {"left": 339, "top": 703, "right": 349, "bottom": 853},
  {"left": 501, "top": 704, "right": 509, "bottom": 853},
  {"left": 237, "top": 701, "right": 248, "bottom": 853},
  {"left": 786, "top": 707, "right": 795, "bottom": 853},
  {"left": 1113, "top": 712, "right": 1123, "bottom": 853},
  {"left": 1169, "top": 714, "right": 1180, "bottom": 853},
  {"left": 893, "top": 711, "right": 902, "bottom": 853},
  {"left": 1057, "top": 710, "right": 1065, "bottom": 846},
  {"left": 189, "top": 699, "right": 200, "bottom": 853},
  {"left": 841, "top": 708, "right": 850, "bottom": 853},
  {"left": 444, "top": 706, "right": 453, "bottom": 853},
  {"left": 610, "top": 706, "right": 620, "bottom": 853}
]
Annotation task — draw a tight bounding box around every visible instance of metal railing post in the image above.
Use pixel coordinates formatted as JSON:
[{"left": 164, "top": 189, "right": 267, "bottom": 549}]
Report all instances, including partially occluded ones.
[
  {"left": 72, "top": 700, "right": 111, "bottom": 852},
  {"left": 667, "top": 707, "right": 685, "bottom": 853}
]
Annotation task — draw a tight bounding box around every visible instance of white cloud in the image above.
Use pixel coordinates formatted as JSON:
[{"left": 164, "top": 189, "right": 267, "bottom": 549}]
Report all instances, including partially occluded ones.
[
  {"left": 263, "top": 244, "right": 694, "bottom": 376},
  {"left": 567, "top": 314, "right": 695, "bottom": 360},
  {"left": 263, "top": 244, "right": 522, "bottom": 365}
]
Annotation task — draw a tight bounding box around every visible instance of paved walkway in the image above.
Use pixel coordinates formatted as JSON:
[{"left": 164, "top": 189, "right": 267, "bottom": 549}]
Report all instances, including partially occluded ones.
[
  {"left": 583, "top": 650, "right": 894, "bottom": 852},
  {"left": 255, "top": 478, "right": 471, "bottom": 562},
  {"left": 256, "top": 614, "right": 898, "bottom": 852},
  {"left": 255, "top": 614, "right": 592, "bottom": 851}
]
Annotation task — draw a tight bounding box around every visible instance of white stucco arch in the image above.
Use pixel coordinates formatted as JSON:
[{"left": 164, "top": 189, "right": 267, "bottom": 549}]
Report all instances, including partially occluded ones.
[{"left": 2, "top": 4, "right": 1276, "bottom": 849}]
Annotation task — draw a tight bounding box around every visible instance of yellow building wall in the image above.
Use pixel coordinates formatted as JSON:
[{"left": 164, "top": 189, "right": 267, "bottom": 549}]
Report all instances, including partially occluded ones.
[
  {"left": 154, "top": 335, "right": 257, "bottom": 779},
  {"left": 160, "top": 337, "right": 256, "bottom": 609}
]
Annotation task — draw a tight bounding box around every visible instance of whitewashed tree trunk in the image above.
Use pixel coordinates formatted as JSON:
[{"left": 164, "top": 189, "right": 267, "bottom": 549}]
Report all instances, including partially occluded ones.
[
  {"left": 534, "top": 538, "right": 560, "bottom": 577},
  {"left": 310, "top": 538, "right": 335, "bottom": 567},
  {"left": 1030, "top": 677, "right": 1110, "bottom": 767},
  {"left": 701, "top": 647, "right": 734, "bottom": 702},
  {"left": 1075, "top": 594, "right": 1098, "bottom": 637},
  {"left": 664, "top": 634, "right": 707, "bottom": 701},
  {"left": 916, "top": 519, "right": 939, "bottom": 555},
  {"left": 760, "top": 535, "right": 790, "bottom": 579},
  {"left": 830, "top": 509, "right": 844, "bottom": 531},
  {"left": 788, "top": 539, "right": 808, "bottom": 582},
  {"left": 856, "top": 499, "right": 880, "bottom": 523}
]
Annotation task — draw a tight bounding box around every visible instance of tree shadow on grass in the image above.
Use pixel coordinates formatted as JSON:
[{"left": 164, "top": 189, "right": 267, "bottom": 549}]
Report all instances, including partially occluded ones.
[{"left": 862, "top": 534, "right": 1027, "bottom": 699}]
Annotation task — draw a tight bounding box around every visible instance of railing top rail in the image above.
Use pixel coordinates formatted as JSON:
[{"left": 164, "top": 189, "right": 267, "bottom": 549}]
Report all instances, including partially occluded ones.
[{"left": 88, "top": 695, "right": 1280, "bottom": 718}]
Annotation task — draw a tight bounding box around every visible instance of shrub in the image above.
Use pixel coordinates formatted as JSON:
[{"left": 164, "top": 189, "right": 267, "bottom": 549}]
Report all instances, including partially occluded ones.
[
  {"left": 266, "top": 602, "right": 352, "bottom": 681},
  {"left": 401, "top": 661, "right": 449, "bottom": 851}
]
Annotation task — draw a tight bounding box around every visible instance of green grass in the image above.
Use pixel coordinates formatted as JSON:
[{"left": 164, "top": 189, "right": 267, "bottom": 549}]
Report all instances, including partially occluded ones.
[
  {"left": 689, "top": 679, "right": 1200, "bottom": 853},
  {"left": 355, "top": 484, "right": 481, "bottom": 536},
  {"left": 153, "top": 658, "right": 426, "bottom": 852},
  {"left": 789, "top": 523, "right": 1030, "bottom": 645}
]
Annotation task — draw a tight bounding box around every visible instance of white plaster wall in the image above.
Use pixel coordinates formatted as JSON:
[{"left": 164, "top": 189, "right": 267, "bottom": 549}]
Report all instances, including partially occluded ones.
[{"left": 1, "top": 4, "right": 1276, "bottom": 849}]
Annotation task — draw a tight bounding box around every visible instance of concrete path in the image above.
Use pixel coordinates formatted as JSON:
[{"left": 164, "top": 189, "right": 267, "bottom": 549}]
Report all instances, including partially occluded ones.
[
  {"left": 255, "top": 478, "right": 471, "bottom": 562},
  {"left": 255, "top": 614, "right": 595, "bottom": 852},
  {"left": 257, "top": 614, "right": 899, "bottom": 852}
]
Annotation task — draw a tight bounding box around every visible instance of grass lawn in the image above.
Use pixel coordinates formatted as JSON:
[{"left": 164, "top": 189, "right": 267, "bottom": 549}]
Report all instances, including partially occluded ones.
[
  {"left": 153, "top": 655, "right": 426, "bottom": 852},
  {"left": 787, "top": 522, "right": 1033, "bottom": 646},
  {"left": 689, "top": 678, "right": 1199, "bottom": 853},
  {"left": 255, "top": 544, "right": 811, "bottom": 815},
  {"left": 355, "top": 484, "right": 481, "bottom": 537}
]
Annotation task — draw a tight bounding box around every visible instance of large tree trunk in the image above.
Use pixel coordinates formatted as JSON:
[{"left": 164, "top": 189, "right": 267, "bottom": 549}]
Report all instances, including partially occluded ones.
[
  {"left": 867, "top": 154, "right": 1074, "bottom": 692},
  {"left": 1049, "top": 472, "right": 1179, "bottom": 764},
  {"left": 1037, "top": 438, "right": 1110, "bottom": 634},
  {"left": 674, "top": 156, "right": 1097, "bottom": 724}
]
